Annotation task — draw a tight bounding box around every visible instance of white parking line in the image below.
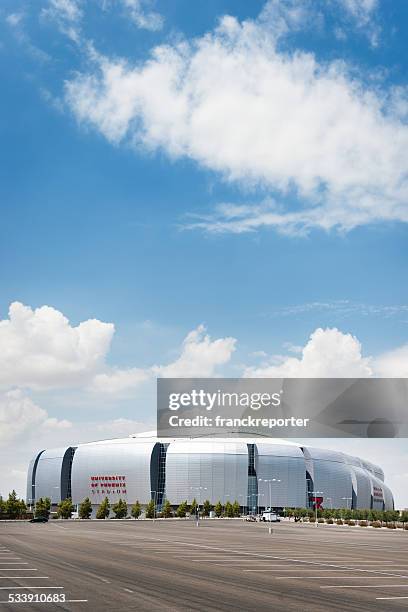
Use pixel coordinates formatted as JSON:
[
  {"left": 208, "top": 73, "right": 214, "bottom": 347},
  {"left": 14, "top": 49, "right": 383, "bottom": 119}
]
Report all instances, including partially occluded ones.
[
  {"left": 0, "top": 570, "right": 38, "bottom": 572},
  {"left": 275, "top": 576, "right": 408, "bottom": 579},
  {"left": 0, "top": 587, "right": 64, "bottom": 590},
  {"left": 0, "top": 577, "right": 49, "bottom": 580},
  {"left": 138, "top": 536, "right": 408, "bottom": 581},
  {"left": 376, "top": 596, "right": 408, "bottom": 600},
  {"left": 321, "top": 584, "right": 408, "bottom": 589}
]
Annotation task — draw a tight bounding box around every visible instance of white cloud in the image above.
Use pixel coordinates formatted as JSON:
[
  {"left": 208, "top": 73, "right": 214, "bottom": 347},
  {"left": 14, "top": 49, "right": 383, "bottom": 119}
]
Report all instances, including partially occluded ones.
[
  {"left": 91, "top": 367, "right": 149, "bottom": 393},
  {"left": 42, "top": 0, "right": 82, "bottom": 43},
  {"left": 373, "top": 344, "right": 408, "bottom": 377},
  {"left": 245, "top": 327, "right": 373, "bottom": 377},
  {"left": 266, "top": 300, "right": 408, "bottom": 319},
  {"left": 338, "top": 0, "right": 377, "bottom": 26},
  {"left": 152, "top": 324, "right": 236, "bottom": 378},
  {"left": 120, "top": 0, "right": 163, "bottom": 31},
  {"left": 0, "top": 302, "right": 114, "bottom": 389},
  {"left": 91, "top": 324, "right": 236, "bottom": 393},
  {"left": 6, "top": 13, "right": 24, "bottom": 27},
  {"left": 64, "top": 4, "right": 408, "bottom": 234},
  {"left": 0, "top": 389, "right": 71, "bottom": 445},
  {"left": 337, "top": 0, "right": 380, "bottom": 46}
]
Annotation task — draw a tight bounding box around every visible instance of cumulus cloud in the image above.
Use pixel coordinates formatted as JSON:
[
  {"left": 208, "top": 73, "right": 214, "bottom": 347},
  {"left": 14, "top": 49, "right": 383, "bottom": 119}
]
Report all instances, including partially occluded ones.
[
  {"left": 0, "top": 302, "right": 114, "bottom": 389},
  {"left": 245, "top": 327, "right": 373, "bottom": 377},
  {"left": 373, "top": 344, "right": 408, "bottom": 377},
  {"left": 91, "top": 324, "right": 236, "bottom": 393},
  {"left": 152, "top": 324, "right": 236, "bottom": 378},
  {"left": 64, "top": 3, "right": 408, "bottom": 234},
  {"left": 0, "top": 389, "right": 71, "bottom": 445}
]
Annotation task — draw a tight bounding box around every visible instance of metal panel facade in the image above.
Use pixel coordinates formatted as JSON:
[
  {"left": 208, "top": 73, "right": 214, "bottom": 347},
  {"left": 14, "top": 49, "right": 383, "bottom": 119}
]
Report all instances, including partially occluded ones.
[
  {"left": 71, "top": 441, "right": 156, "bottom": 505},
  {"left": 34, "top": 447, "right": 69, "bottom": 504},
  {"left": 350, "top": 466, "right": 372, "bottom": 509},
  {"left": 255, "top": 443, "right": 306, "bottom": 508},
  {"left": 27, "top": 437, "right": 394, "bottom": 511},
  {"left": 165, "top": 441, "right": 248, "bottom": 505}
]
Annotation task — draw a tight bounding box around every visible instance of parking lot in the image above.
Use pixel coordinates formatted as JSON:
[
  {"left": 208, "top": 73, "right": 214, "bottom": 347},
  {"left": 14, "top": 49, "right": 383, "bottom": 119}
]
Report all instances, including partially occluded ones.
[{"left": 1, "top": 519, "right": 408, "bottom": 610}]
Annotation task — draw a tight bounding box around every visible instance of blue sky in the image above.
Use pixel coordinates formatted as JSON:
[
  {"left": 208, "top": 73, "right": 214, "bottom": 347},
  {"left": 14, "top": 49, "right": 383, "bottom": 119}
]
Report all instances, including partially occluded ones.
[{"left": 0, "top": 0, "right": 407, "bottom": 504}]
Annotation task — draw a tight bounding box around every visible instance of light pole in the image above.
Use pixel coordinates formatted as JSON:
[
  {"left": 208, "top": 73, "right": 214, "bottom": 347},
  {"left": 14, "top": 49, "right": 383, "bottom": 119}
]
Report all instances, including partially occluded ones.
[
  {"left": 256, "top": 492, "right": 264, "bottom": 517},
  {"left": 306, "top": 480, "right": 323, "bottom": 527},
  {"left": 342, "top": 497, "right": 352, "bottom": 510},
  {"left": 327, "top": 497, "right": 333, "bottom": 510},
  {"left": 258, "top": 478, "right": 281, "bottom": 511}
]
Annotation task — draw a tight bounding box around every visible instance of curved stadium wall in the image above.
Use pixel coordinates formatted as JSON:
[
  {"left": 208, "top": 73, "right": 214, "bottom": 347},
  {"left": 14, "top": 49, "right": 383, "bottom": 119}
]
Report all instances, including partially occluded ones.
[{"left": 26, "top": 434, "right": 394, "bottom": 512}]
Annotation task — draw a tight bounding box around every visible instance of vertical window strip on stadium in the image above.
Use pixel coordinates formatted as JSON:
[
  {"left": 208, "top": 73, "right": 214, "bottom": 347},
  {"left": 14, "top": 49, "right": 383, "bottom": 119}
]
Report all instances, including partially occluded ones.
[
  {"left": 157, "top": 443, "right": 169, "bottom": 509},
  {"left": 31, "top": 450, "right": 45, "bottom": 505},
  {"left": 66, "top": 447, "right": 77, "bottom": 500},
  {"left": 247, "top": 444, "right": 258, "bottom": 515}
]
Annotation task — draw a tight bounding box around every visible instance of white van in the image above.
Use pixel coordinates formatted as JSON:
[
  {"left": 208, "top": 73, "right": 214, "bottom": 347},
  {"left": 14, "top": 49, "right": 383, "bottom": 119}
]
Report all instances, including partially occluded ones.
[{"left": 261, "top": 511, "right": 280, "bottom": 522}]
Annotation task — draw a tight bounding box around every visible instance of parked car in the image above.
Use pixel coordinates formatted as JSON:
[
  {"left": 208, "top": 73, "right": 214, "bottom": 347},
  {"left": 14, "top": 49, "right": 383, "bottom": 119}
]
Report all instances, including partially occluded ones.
[{"left": 29, "top": 516, "right": 48, "bottom": 523}]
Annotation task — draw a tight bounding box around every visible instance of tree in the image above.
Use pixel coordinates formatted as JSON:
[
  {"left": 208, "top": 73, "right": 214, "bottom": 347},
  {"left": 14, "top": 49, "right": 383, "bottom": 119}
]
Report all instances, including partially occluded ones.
[
  {"left": 79, "top": 498, "right": 93, "bottom": 519},
  {"left": 225, "top": 501, "right": 234, "bottom": 518},
  {"left": 401, "top": 510, "right": 408, "bottom": 525},
  {"left": 232, "top": 501, "right": 240, "bottom": 517},
  {"left": 35, "top": 497, "right": 51, "bottom": 519},
  {"left": 112, "top": 498, "right": 128, "bottom": 519},
  {"left": 57, "top": 498, "right": 74, "bottom": 519},
  {"left": 96, "top": 497, "right": 110, "bottom": 519},
  {"left": 0, "top": 497, "right": 5, "bottom": 517},
  {"left": 176, "top": 501, "right": 187, "bottom": 518},
  {"left": 145, "top": 499, "right": 156, "bottom": 519},
  {"left": 202, "top": 500, "right": 212, "bottom": 517},
  {"left": 162, "top": 499, "right": 172, "bottom": 518},
  {"left": 214, "top": 501, "right": 223, "bottom": 518},
  {"left": 6, "top": 491, "right": 26, "bottom": 519},
  {"left": 131, "top": 501, "right": 141, "bottom": 519},
  {"left": 189, "top": 498, "right": 198, "bottom": 516}
]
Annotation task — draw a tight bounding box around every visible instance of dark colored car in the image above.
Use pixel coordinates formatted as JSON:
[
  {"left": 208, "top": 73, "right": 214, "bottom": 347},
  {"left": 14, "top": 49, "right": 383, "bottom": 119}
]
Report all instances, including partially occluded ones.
[{"left": 29, "top": 516, "right": 48, "bottom": 523}]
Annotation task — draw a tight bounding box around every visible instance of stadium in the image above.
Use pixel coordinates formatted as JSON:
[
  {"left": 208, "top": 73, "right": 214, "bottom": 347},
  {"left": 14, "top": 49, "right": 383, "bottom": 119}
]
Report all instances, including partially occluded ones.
[{"left": 26, "top": 433, "right": 394, "bottom": 514}]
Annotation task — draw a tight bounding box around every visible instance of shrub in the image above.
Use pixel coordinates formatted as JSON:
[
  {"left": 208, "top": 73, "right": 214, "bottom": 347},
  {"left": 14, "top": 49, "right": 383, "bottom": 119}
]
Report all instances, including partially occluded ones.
[
  {"left": 145, "top": 500, "right": 156, "bottom": 519},
  {"left": 348, "top": 520, "right": 355, "bottom": 526},
  {"left": 336, "top": 519, "right": 343, "bottom": 525},
  {"left": 131, "top": 501, "right": 141, "bottom": 519},
  {"left": 162, "top": 500, "right": 172, "bottom": 518},
  {"left": 112, "top": 498, "right": 128, "bottom": 519},
  {"left": 56, "top": 498, "right": 74, "bottom": 519},
  {"left": 387, "top": 523, "right": 397, "bottom": 529},
  {"left": 79, "top": 498, "right": 92, "bottom": 519},
  {"left": 202, "top": 500, "right": 212, "bottom": 517},
  {"left": 214, "top": 501, "right": 223, "bottom": 518},
  {"left": 359, "top": 521, "right": 368, "bottom": 527},
  {"left": 317, "top": 518, "right": 325, "bottom": 523},
  {"left": 372, "top": 521, "right": 382, "bottom": 528},
  {"left": 326, "top": 518, "right": 333, "bottom": 524},
  {"left": 34, "top": 497, "right": 51, "bottom": 520},
  {"left": 96, "top": 497, "right": 110, "bottom": 519}
]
